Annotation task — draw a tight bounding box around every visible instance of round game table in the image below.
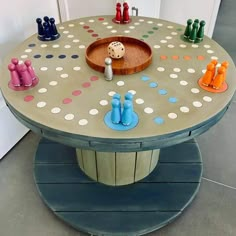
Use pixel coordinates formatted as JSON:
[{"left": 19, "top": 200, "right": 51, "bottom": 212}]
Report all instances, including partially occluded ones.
[{"left": 1, "top": 15, "right": 236, "bottom": 235}]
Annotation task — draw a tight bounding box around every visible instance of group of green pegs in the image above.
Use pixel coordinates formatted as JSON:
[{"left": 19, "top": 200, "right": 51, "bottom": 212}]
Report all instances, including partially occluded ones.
[{"left": 184, "top": 19, "right": 206, "bottom": 43}]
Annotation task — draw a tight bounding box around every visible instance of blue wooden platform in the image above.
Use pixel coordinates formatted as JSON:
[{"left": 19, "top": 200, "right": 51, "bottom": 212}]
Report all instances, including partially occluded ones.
[{"left": 34, "top": 139, "right": 202, "bottom": 236}]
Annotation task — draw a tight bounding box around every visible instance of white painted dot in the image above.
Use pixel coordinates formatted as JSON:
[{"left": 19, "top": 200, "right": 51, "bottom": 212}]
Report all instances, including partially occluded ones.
[
  {"left": 139, "top": 19, "right": 145, "bottom": 22},
  {"left": 147, "top": 21, "right": 153, "bottom": 24},
  {"left": 173, "top": 68, "right": 181, "bottom": 73},
  {"left": 41, "top": 44, "right": 47, "bottom": 48},
  {"left": 38, "top": 88, "right": 47, "bottom": 93},
  {"left": 79, "top": 45, "right": 86, "bottom": 49},
  {"left": 168, "top": 44, "right": 175, "bottom": 48},
  {"left": 191, "top": 88, "right": 200, "bottom": 94},
  {"left": 49, "top": 81, "right": 58, "bottom": 86},
  {"left": 167, "top": 25, "right": 174, "bottom": 29},
  {"left": 64, "top": 45, "right": 71, "bottom": 49},
  {"left": 37, "top": 101, "right": 46, "bottom": 108},
  {"left": 79, "top": 22, "right": 85, "bottom": 25},
  {"left": 108, "top": 91, "right": 116, "bottom": 96},
  {"left": 202, "top": 69, "right": 207, "bottom": 74},
  {"left": 89, "top": 19, "right": 94, "bottom": 23},
  {"left": 170, "top": 74, "right": 178, "bottom": 79},
  {"left": 59, "top": 26, "right": 65, "bottom": 29},
  {"left": 203, "top": 96, "right": 212, "bottom": 102},
  {"left": 68, "top": 35, "right": 74, "bottom": 38},
  {"left": 117, "top": 81, "right": 125, "bottom": 86},
  {"left": 171, "top": 32, "right": 178, "bottom": 35},
  {"left": 187, "top": 68, "right": 196, "bottom": 73},
  {"left": 180, "top": 44, "right": 187, "bottom": 48},
  {"left": 40, "top": 67, "right": 48, "bottom": 71},
  {"left": 69, "top": 24, "right": 75, "bottom": 27},
  {"left": 154, "top": 45, "right": 161, "bottom": 49},
  {"left": 144, "top": 107, "right": 153, "bottom": 114},
  {"left": 103, "top": 22, "right": 109, "bottom": 25},
  {"left": 73, "top": 66, "right": 81, "bottom": 71},
  {"left": 60, "top": 74, "right": 69, "bottom": 78},
  {"left": 166, "top": 36, "right": 172, "bottom": 40},
  {"left": 193, "top": 101, "right": 203, "bottom": 108},
  {"left": 65, "top": 114, "right": 74, "bottom": 120},
  {"left": 100, "top": 100, "right": 108, "bottom": 106},
  {"left": 111, "top": 30, "right": 117, "bottom": 33},
  {"left": 78, "top": 119, "right": 88, "bottom": 126},
  {"left": 168, "top": 113, "right": 178, "bottom": 119},
  {"left": 73, "top": 39, "right": 80, "bottom": 43},
  {"left": 21, "top": 55, "right": 28, "bottom": 59},
  {"left": 51, "top": 107, "right": 61, "bottom": 114},
  {"left": 180, "top": 80, "right": 188, "bottom": 86},
  {"left": 89, "top": 109, "right": 99, "bottom": 115},
  {"left": 134, "top": 22, "right": 140, "bottom": 25},
  {"left": 180, "top": 106, "right": 190, "bottom": 113},
  {"left": 192, "top": 44, "right": 199, "bottom": 48},
  {"left": 124, "top": 30, "right": 130, "bottom": 33},
  {"left": 157, "top": 67, "right": 165, "bottom": 72},
  {"left": 128, "top": 90, "right": 136, "bottom": 95},
  {"left": 52, "top": 44, "right": 60, "bottom": 48},
  {"left": 107, "top": 25, "right": 113, "bottom": 29},
  {"left": 204, "top": 45, "right": 211, "bottom": 48},
  {"left": 160, "top": 40, "right": 167, "bottom": 43},
  {"left": 25, "top": 49, "right": 32, "bottom": 53},
  {"left": 129, "top": 26, "right": 135, "bottom": 29},
  {"left": 63, "top": 30, "right": 69, "bottom": 34},
  {"left": 136, "top": 98, "right": 144, "bottom": 104},
  {"left": 56, "top": 67, "right": 63, "bottom": 71},
  {"left": 207, "top": 50, "right": 214, "bottom": 54},
  {"left": 211, "top": 56, "right": 218, "bottom": 60},
  {"left": 157, "top": 23, "right": 163, "bottom": 26}
]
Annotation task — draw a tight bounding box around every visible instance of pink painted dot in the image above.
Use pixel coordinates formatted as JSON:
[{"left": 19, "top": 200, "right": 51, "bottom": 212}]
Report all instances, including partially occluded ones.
[
  {"left": 98, "top": 18, "right": 104, "bottom": 21},
  {"left": 83, "top": 25, "right": 89, "bottom": 29},
  {"left": 63, "top": 98, "right": 72, "bottom": 104},
  {"left": 87, "top": 29, "right": 94, "bottom": 33},
  {"left": 24, "top": 95, "right": 34, "bottom": 102},
  {"left": 92, "top": 34, "right": 99, "bottom": 37},
  {"left": 90, "top": 76, "right": 99, "bottom": 81},
  {"left": 82, "top": 82, "right": 91, "bottom": 88},
  {"left": 72, "top": 90, "right": 82, "bottom": 96}
]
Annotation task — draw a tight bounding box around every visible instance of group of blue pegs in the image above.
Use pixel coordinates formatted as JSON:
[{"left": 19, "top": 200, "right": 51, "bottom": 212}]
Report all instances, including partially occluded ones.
[{"left": 111, "top": 92, "right": 134, "bottom": 126}]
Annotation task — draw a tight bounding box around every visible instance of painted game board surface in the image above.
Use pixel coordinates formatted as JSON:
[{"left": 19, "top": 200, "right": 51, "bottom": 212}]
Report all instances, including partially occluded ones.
[{"left": 1, "top": 16, "right": 236, "bottom": 147}]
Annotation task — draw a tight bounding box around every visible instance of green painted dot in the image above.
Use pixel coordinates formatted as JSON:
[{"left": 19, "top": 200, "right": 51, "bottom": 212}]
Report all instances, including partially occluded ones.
[
  {"left": 142, "top": 35, "right": 149, "bottom": 38},
  {"left": 177, "top": 28, "right": 183, "bottom": 31},
  {"left": 148, "top": 31, "right": 154, "bottom": 34},
  {"left": 153, "top": 27, "right": 158, "bottom": 30}
]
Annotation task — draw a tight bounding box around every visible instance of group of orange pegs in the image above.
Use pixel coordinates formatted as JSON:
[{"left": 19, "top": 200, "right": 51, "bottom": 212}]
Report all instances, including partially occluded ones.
[{"left": 201, "top": 60, "right": 229, "bottom": 90}]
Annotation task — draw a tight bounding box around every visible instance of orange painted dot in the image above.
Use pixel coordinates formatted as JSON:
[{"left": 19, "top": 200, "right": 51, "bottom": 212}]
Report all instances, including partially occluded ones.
[
  {"left": 197, "top": 55, "right": 205, "bottom": 60},
  {"left": 172, "top": 55, "right": 179, "bottom": 60},
  {"left": 160, "top": 55, "right": 168, "bottom": 60},
  {"left": 184, "top": 55, "right": 191, "bottom": 60},
  {"left": 63, "top": 98, "right": 72, "bottom": 104}
]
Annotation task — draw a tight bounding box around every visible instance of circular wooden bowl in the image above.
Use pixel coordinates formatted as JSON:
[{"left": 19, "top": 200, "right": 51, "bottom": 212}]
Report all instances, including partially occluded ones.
[{"left": 85, "top": 36, "right": 152, "bottom": 75}]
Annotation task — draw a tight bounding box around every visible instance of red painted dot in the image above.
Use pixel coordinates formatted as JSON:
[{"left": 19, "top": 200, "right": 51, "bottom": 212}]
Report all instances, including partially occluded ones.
[
  {"left": 83, "top": 25, "right": 90, "bottom": 29},
  {"left": 90, "top": 76, "right": 99, "bottom": 81},
  {"left": 24, "top": 95, "right": 34, "bottom": 102},
  {"left": 184, "top": 55, "right": 192, "bottom": 60},
  {"left": 197, "top": 55, "right": 205, "bottom": 60},
  {"left": 72, "top": 90, "right": 82, "bottom": 96},
  {"left": 98, "top": 18, "right": 104, "bottom": 21},
  {"left": 87, "top": 29, "right": 94, "bottom": 33},
  {"left": 92, "top": 34, "right": 99, "bottom": 37},
  {"left": 172, "top": 55, "right": 179, "bottom": 60},
  {"left": 82, "top": 82, "right": 91, "bottom": 88},
  {"left": 63, "top": 98, "right": 72, "bottom": 104},
  {"left": 160, "top": 55, "right": 167, "bottom": 60}
]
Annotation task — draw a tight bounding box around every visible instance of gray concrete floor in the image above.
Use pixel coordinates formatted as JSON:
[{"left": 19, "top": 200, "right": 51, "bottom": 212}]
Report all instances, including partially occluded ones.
[{"left": 0, "top": 99, "right": 236, "bottom": 236}]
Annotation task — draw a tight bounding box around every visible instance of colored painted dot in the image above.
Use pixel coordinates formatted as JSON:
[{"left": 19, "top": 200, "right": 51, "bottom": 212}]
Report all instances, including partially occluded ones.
[
  {"left": 92, "top": 34, "right": 98, "bottom": 37},
  {"left": 46, "top": 54, "right": 54, "bottom": 59},
  {"left": 157, "top": 67, "right": 165, "bottom": 72},
  {"left": 65, "top": 114, "right": 74, "bottom": 121},
  {"left": 117, "top": 81, "right": 125, "bottom": 86},
  {"left": 71, "top": 55, "right": 79, "bottom": 59},
  {"left": 98, "top": 17, "right": 104, "bottom": 21},
  {"left": 82, "top": 82, "right": 91, "bottom": 88},
  {"left": 108, "top": 91, "right": 116, "bottom": 96},
  {"left": 51, "top": 107, "right": 61, "bottom": 114},
  {"left": 160, "top": 55, "right": 167, "bottom": 60},
  {"left": 176, "top": 28, "right": 183, "bottom": 31},
  {"left": 83, "top": 26, "right": 90, "bottom": 29},
  {"left": 180, "top": 106, "right": 190, "bottom": 113},
  {"left": 24, "top": 95, "right": 34, "bottom": 102},
  {"left": 153, "top": 27, "right": 158, "bottom": 30},
  {"left": 144, "top": 107, "right": 154, "bottom": 114},
  {"left": 90, "top": 76, "right": 99, "bottom": 81},
  {"left": 100, "top": 100, "right": 108, "bottom": 106},
  {"left": 191, "top": 88, "right": 200, "bottom": 94},
  {"left": 142, "top": 35, "right": 149, "bottom": 38},
  {"left": 203, "top": 96, "right": 212, "bottom": 102},
  {"left": 60, "top": 74, "right": 69, "bottom": 78},
  {"left": 170, "top": 74, "right": 178, "bottom": 79},
  {"left": 25, "top": 49, "right": 32, "bottom": 53},
  {"left": 88, "top": 29, "right": 94, "bottom": 33},
  {"left": 59, "top": 55, "right": 66, "bottom": 59},
  {"left": 168, "top": 113, "right": 177, "bottom": 119},
  {"left": 159, "top": 89, "right": 167, "bottom": 95},
  {"left": 141, "top": 76, "right": 150, "bottom": 81},
  {"left": 172, "top": 55, "right": 179, "bottom": 60},
  {"left": 148, "top": 31, "right": 154, "bottom": 34},
  {"left": 40, "top": 67, "right": 48, "bottom": 71},
  {"left": 52, "top": 44, "right": 60, "bottom": 48},
  {"left": 49, "top": 81, "right": 58, "bottom": 86},
  {"left": 169, "top": 97, "right": 178, "bottom": 103},
  {"left": 149, "top": 82, "right": 158, "bottom": 88},
  {"left": 73, "top": 66, "right": 81, "bottom": 71},
  {"left": 38, "top": 88, "right": 47, "bottom": 93},
  {"left": 184, "top": 55, "right": 191, "bottom": 60},
  {"left": 63, "top": 98, "right": 72, "bottom": 104},
  {"left": 187, "top": 68, "right": 195, "bottom": 73},
  {"left": 180, "top": 80, "right": 188, "bottom": 86},
  {"left": 128, "top": 90, "right": 136, "bottom": 95},
  {"left": 41, "top": 44, "right": 47, "bottom": 48},
  {"left": 154, "top": 117, "right": 164, "bottom": 125},
  {"left": 37, "top": 101, "right": 46, "bottom": 108},
  {"left": 154, "top": 45, "right": 160, "bottom": 49},
  {"left": 197, "top": 55, "right": 205, "bottom": 60},
  {"left": 89, "top": 109, "right": 99, "bottom": 115},
  {"left": 193, "top": 101, "right": 203, "bottom": 108},
  {"left": 64, "top": 45, "right": 71, "bottom": 48},
  {"left": 173, "top": 68, "right": 181, "bottom": 72},
  {"left": 136, "top": 98, "right": 144, "bottom": 104},
  {"left": 79, "top": 119, "right": 88, "bottom": 126},
  {"left": 56, "top": 67, "right": 63, "bottom": 71},
  {"left": 28, "top": 43, "right": 36, "bottom": 47},
  {"left": 72, "top": 90, "right": 82, "bottom": 96}
]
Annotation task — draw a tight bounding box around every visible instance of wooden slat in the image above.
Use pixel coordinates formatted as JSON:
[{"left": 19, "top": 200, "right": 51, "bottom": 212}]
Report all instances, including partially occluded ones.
[
  {"left": 149, "top": 149, "right": 160, "bottom": 173},
  {"left": 76, "top": 148, "right": 84, "bottom": 170},
  {"left": 82, "top": 150, "right": 97, "bottom": 181}
]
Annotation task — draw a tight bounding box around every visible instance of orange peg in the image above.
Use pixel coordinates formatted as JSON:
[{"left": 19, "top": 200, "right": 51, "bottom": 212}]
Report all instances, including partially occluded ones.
[
  {"left": 221, "top": 61, "right": 229, "bottom": 81},
  {"left": 211, "top": 59, "right": 218, "bottom": 78},
  {"left": 201, "top": 63, "right": 215, "bottom": 87},
  {"left": 212, "top": 66, "right": 226, "bottom": 89}
]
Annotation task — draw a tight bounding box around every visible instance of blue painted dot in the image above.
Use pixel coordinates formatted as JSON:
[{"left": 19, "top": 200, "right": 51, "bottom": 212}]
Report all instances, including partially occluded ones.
[
  {"left": 59, "top": 54, "right": 66, "bottom": 59},
  {"left": 28, "top": 43, "right": 36, "bottom": 47},
  {"left": 46, "top": 54, "right": 54, "bottom": 59},
  {"left": 149, "top": 82, "right": 158, "bottom": 88},
  {"left": 169, "top": 97, "right": 178, "bottom": 103},
  {"left": 159, "top": 89, "right": 167, "bottom": 95},
  {"left": 154, "top": 117, "right": 164, "bottom": 125},
  {"left": 34, "top": 54, "right": 41, "bottom": 58},
  {"left": 141, "top": 76, "right": 150, "bottom": 81},
  {"left": 71, "top": 55, "right": 79, "bottom": 59}
]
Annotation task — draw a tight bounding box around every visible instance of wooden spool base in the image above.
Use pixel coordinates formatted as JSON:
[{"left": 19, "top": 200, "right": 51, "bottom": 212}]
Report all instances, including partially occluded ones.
[{"left": 34, "top": 138, "right": 202, "bottom": 235}]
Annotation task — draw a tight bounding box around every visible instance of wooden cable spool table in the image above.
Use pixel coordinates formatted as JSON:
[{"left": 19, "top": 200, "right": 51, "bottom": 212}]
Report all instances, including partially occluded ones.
[{"left": 1, "top": 15, "right": 236, "bottom": 235}]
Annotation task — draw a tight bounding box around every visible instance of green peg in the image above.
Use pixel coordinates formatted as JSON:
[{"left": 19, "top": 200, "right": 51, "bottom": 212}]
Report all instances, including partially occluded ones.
[{"left": 184, "top": 19, "right": 193, "bottom": 39}]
